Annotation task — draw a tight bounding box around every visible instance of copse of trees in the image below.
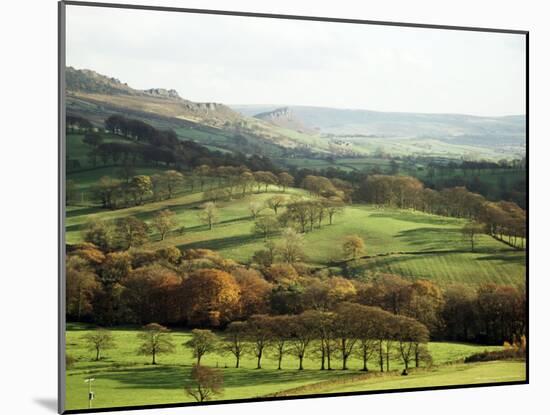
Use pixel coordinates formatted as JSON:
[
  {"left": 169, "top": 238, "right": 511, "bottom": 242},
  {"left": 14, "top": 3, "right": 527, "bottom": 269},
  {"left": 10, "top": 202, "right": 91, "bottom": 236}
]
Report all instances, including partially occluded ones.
[
  {"left": 67, "top": 241, "right": 525, "bottom": 346},
  {"left": 278, "top": 197, "right": 345, "bottom": 234},
  {"left": 356, "top": 175, "right": 526, "bottom": 249},
  {"left": 67, "top": 114, "right": 93, "bottom": 132}
]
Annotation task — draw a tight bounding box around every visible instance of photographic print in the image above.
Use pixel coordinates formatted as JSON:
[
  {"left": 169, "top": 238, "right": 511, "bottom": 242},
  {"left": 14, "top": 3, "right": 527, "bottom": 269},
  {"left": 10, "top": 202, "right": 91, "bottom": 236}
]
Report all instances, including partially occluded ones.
[{"left": 60, "top": 1, "right": 527, "bottom": 413}]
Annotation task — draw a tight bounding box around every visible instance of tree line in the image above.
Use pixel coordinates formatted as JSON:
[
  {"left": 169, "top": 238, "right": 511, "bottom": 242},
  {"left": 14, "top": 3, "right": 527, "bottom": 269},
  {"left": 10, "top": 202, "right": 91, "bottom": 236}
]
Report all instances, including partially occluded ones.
[
  {"left": 67, "top": 242, "right": 525, "bottom": 345},
  {"left": 82, "top": 302, "right": 429, "bottom": 375},
  {"left": 67, "top": 114, "right": 278, "bottom": 174},
  {"left": 356, "top": 175, "right": 526, "bottom": 249}
]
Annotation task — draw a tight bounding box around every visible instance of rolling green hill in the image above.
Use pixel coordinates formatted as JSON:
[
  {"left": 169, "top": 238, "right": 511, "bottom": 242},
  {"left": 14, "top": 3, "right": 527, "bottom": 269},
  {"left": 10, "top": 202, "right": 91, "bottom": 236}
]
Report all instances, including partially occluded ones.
[{"left": 66, "top": 185, "right": 525, "bottom": 287}]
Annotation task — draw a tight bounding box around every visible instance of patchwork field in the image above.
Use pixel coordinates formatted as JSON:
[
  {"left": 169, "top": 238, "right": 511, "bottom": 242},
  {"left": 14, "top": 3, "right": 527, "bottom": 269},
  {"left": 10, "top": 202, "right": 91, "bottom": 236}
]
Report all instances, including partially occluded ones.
[{"left": 65, "top": 325, "right": 517, "bottom": 411}]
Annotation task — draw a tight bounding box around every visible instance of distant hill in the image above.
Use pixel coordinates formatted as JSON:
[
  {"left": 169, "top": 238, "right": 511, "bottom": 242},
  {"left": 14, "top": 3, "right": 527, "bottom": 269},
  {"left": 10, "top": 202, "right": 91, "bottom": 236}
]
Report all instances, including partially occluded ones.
[
  {"left": 65, "top": 67, "right": 242, "bottom": 128},
  {"left": 254, "top": 107, "right": 314, "bottom": 134},
  {"left": 64, "top": 68, "right": 525, "bottom": 161},
  {"left": 64, "top": 68, "right": 330, "bottom": 157},
  {"left": 233, "top": 104, "right": 526, "bottom": 147}
]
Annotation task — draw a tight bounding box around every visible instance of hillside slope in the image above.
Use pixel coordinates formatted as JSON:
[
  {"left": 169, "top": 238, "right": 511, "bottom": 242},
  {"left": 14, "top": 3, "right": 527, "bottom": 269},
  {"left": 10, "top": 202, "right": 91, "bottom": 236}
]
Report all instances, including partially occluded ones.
[{"left": 65, "top": 67, "right": 330, "bottom": 156}]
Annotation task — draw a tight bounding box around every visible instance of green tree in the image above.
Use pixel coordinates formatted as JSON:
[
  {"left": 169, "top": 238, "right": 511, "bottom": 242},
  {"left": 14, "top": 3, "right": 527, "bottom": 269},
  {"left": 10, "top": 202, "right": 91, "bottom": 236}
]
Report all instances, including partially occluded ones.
[
  {"left": 198, "top": 202, "right": 219, "bottom": 230},
  {"left": 222, "top": 321, "right": 249, "bottom": 368},
  {"left": 129, "top": 175, "right": 152, "bottom": 205},
  {"left": 83, "top": 329, "right": 115, "bottom": 361},
  {"left": 277, "top": 172, "right": 294, "bottom": 192},
  {"left": 185, "top": 329, "right": 218, "bottom": 365},
  {"left": 152, "top": 209, "right": 177, "bottom": 241},
  {"left": 137, "top": 323, "right": 175, "bottom": 365},
  {"left": 82, "top": 219, "right": 114, "bottom": 251},
  {"left": 277, "top": 228, "right": 305, "bottom": 264},
  {"left": 342, "top": 235, "right": 365, "bottom": 259},
  {"left": 253, "top": 216, "right": 280, "bottom": 241},
  {"left": 266, "top": 195, "right": 287, "bottom": 214},
  {"left": 115, "top": 216, "right": 149, "bottom": 249},
  {"left": 162, "top": 170, "right": 185, "bottom": 199},
  {"left": 462, "top": 222, "right": 485, "bottom": 252}
]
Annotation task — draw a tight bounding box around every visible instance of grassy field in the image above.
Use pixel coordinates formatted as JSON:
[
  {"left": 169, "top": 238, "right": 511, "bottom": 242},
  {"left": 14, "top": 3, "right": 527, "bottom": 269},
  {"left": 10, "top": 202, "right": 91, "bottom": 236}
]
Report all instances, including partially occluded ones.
[
  {"left": 295, "top": 361, "right": 525, "bottom": 396},
  {"left": 65, "top": 325, "right": 514, "bottom": 410},
  {"left": 66, "top": 189, "right": 525, "bottom": 287}
]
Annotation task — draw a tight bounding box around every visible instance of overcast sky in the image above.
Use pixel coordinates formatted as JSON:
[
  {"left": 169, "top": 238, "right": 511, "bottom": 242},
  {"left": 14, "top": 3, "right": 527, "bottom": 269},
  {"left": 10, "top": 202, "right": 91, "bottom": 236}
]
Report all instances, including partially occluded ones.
[{"left": 66, "top": 5, "right": 526, "bottom": 116}]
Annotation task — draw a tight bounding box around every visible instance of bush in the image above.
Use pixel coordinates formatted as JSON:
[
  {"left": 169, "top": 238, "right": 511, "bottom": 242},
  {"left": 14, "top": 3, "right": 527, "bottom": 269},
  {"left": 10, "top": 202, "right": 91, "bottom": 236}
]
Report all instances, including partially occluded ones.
[{"left": 464, "top": 348, "right": 525, "bottom": 363}]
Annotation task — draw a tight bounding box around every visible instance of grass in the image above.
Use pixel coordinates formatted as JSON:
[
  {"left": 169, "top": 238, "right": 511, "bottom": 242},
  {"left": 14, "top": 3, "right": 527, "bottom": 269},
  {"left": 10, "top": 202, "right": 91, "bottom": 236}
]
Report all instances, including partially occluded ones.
[
  {"left": 346, "top": 252, "right": 525, "bottom": 287},
  {"left": 65, "top": 189, "right": 525, "bottom": 287},
  {"left": 65, "top": 325, "right": 511, "bottom": 410},
  {"left": 301, "top": 361, "right": 525, "bottom": 395}
]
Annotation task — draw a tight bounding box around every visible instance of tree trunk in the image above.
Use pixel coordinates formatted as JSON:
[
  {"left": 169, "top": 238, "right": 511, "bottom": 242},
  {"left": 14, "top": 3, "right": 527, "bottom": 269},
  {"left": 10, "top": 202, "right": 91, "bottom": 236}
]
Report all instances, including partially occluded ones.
[
  {"left": 362, "top": 346, "right": 368, "bottom": 371},
  {"left": 299, "top": 355, "right": 304, "bottom": 370},
  {"left": 236, "top": 355, "right": 240, "bottom": 368},
  {"left": 152, "top": 350, "right": 156, "bottom": 365},
  {"left": 257, "top": 351, "right": 262, "bottom": 369},
  {"left": 379, "top": 343, "right": 384, "bottom": 372},
  {"left": 77, "top": 288, "right": 83, "bottom": 321},
  {"left": 96, "top": 347, "right": 100, "bottom": 361}
]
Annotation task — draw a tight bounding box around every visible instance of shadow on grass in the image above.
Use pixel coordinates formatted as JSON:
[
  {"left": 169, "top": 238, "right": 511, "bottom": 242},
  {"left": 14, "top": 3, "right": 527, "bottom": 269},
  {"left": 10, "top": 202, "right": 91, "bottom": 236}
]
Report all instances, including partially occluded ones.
[
  {"left": 98, "top": 365, "right": 350, "bottom": 391},
  {"left": 177, "top": 233, "right": 262, "bottom": 252},
  {"left": 66, "top": 206, "right": 102, "bottom": 218},
  {"left": 395, "top": 227, "right": 464, "bottom": 249},
  {"left": 475, "top": 252, "right": 526, "bottom": 266},
  {"left": 369, "top": 211, "right": 460, "bottom": 226}
]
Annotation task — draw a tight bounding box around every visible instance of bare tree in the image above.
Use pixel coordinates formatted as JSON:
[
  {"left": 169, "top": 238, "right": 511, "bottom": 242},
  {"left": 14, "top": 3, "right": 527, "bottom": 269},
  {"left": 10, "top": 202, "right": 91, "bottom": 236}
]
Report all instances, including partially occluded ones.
[
  {"left": 137, "top": 323, "right": 175, "bottom": 365},
  {"left": 83, "top": 329, "right": 115, "bottom": 361},
  {"left": 184, "top": 364, "right": 224, "bottom": 402},
  {"left": 199, "top": 202, "right": 219, "bottom": 230},
  {"left": 185, "top": 329, "right": 218, "bottom": 365},
  {"left": 222, "top": 322, "right": 248, "bottom": 368},
  {"left": 152, "top": 209, "right": 177, "bottom": 241}
]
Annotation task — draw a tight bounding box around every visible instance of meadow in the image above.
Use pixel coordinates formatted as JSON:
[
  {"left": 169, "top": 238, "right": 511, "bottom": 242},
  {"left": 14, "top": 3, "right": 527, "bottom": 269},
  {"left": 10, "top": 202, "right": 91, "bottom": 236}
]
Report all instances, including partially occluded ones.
[
  {"left": 66, "top": 187, "right": 525, "bottom": 287},
  {"left": 65, "top": 325, "right": 519, "bottom": 410}
]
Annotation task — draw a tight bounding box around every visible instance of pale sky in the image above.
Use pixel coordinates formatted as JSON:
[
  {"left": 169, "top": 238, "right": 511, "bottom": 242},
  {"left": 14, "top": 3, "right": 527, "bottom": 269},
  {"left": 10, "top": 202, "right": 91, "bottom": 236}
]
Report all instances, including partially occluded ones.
[{"left": 66, "top": 5, "right": 526, "bottom": 116}]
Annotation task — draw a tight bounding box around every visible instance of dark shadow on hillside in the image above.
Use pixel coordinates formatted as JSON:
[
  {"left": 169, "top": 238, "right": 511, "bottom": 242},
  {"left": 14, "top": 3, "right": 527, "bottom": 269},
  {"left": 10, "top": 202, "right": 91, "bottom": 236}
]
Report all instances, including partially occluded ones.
[
  {"left": 178, "top": 233, "right": 261, "bottom": 252},
  {"left": 170, "top": 216, "right": 252, "bottom": 237},
  {"left": 369, "top": 211, "right": 460, "bottom": 226},
  {"left": 395, "top": 227, "right": 463, "bottom": 250},
  {"left": 98, "top": 366, "right": 349, "bottom": 391},
  {"left": 99, "top": 366, "right": 186, "bottom": 390},
  {"left": 475, "top": 253, "right": 526, "bottom": 266},
  {"left": 66, "top": 206, "right": 102, "bottom": 218}
]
